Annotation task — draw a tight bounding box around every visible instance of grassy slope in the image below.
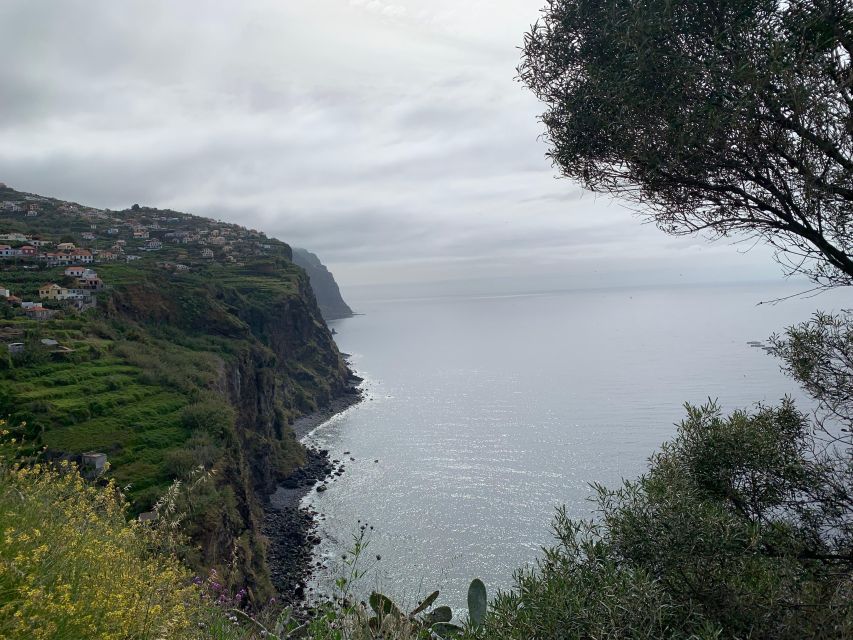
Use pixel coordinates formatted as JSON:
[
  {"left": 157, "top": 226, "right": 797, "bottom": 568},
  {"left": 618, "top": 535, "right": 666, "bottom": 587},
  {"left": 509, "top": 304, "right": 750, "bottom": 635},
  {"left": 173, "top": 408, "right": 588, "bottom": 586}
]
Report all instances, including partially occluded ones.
[{"left": 0, "top": 187, "right": 349, "bottom": 597}]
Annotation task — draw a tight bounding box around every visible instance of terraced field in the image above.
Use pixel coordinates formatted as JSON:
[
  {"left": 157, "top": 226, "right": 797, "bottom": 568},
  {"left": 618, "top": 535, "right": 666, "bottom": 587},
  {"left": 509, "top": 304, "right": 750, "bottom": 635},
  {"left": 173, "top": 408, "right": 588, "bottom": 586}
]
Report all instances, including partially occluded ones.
[{"left": 0, "top": 316, "right": 220, "bottom": 506}]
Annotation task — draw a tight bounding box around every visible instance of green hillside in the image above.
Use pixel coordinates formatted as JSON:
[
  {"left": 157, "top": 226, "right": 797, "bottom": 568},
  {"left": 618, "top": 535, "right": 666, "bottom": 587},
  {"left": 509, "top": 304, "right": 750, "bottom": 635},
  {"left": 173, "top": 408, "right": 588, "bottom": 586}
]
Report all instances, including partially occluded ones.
[{"left": 0, "top": 186, "right": 351, "bottom": 600}]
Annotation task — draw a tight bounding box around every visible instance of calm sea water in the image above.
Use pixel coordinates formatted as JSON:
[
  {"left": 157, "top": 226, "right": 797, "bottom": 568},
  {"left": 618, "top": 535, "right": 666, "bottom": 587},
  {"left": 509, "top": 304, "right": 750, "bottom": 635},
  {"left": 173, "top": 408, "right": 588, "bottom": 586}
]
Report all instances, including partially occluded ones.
[{"left": 302, "top": 281, "right": 850, "bottom": 608}]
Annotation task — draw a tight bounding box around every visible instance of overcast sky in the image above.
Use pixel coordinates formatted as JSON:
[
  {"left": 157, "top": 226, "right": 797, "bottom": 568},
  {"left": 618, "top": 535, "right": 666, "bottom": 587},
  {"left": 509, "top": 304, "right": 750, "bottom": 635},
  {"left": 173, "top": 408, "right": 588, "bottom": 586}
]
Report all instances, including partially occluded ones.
[{"left": 0, "top": 0, "right": 783, "bottom": 295}]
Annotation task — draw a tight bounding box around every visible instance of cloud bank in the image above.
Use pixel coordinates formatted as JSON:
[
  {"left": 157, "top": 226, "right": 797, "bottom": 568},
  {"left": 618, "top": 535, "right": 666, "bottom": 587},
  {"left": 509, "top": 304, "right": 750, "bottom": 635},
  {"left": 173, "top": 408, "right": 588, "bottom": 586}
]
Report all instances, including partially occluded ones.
[{"left": 0, "top": 0, "right": 781, "bottom": 293}]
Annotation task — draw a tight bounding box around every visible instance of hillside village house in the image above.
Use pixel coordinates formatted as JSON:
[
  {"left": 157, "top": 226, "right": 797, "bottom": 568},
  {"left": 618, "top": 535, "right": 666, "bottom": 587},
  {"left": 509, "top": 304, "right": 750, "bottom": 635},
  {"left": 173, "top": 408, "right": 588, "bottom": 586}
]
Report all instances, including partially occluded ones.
[
  {"left": 39, "top": 283, "right": 69, "bottom": 300},
  {"left": 56, "top": 242, "right": 75, "bottom": 251},
  {"left": 64, "top": 266, "right": 86, "bottom": 278},
  {"left": 144, "top": 239, "right": 162, "bottom": 251},
  {"left": 133, "top": 229, "right": 149, "bottom": 239},
  {"left": 0, "top": 233, "right": 27, "bottom": 242},
  {"left": 0, "top": 288, "right": 9, "bottom": 298},
  {"left": 29, "top": 239, "right": 51, "bottom": 247},
  {"left": 78, "top": 272, "right": 103, "bottom": 290},
  {"left": 45, "top": 249, "right": 93, "bottom": 266},
  {"left": 0, "top": 245, "right": 12, "bottom": 257},
  {"left": 18, "top": 245, "right": 36, "bottom": 257},
  {"left": 202, "top": 248, "right": 214, "bottom": 258},
  {"left": 24, "top": 305, "right": 57, "bottom": 321},
  {"left": 81, "top": 232, "right": 95, "bottom": 240},
  {"left": 96, "top": 251, "right": 117, "bottom": 261},
  {"left": 71, "top": 249, "right": 93, "bottom": 264}
]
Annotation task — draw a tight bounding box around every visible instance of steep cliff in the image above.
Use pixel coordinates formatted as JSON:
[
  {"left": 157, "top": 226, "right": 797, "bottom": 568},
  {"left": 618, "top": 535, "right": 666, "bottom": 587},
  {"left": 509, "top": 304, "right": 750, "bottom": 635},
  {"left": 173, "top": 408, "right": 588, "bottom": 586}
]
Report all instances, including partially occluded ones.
[
  {"left": 0, "top": 187, "right": 354, "bottom": 603},
  {"left": 292, "top": 248, "right": 354, "bottom": 321}
]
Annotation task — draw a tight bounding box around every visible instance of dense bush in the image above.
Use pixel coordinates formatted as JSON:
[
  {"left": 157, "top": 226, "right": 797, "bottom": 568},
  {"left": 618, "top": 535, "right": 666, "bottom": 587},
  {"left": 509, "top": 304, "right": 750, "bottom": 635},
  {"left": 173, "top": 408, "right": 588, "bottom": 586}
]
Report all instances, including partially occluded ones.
[
  {"left": 482, "top": 402, "right": 853, "bottom": 639},
  {"left": 0, "top": 450, "right": 198, "bottom": 639},
  {"left": 180, "top": 397, "right": 237, "bottom": 438}
]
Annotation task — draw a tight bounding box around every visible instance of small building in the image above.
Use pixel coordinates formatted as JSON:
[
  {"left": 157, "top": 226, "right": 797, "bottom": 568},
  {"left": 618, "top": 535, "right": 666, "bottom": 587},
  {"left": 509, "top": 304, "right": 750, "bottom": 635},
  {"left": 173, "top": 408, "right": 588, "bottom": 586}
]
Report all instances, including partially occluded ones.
[
  {"left": 57, "top": 242, "right": 76, "bottom": 251},
  {"left": 201, "top": 248, "right": 214, "bottom": 258},
  {"left": 81, "top": 452, "right": 107, "bottom": 478},
  {"left": 81, "top": 232, "right": 95, "bottom": 241},
  {"left": 23, "top": 306, "right": 57, "bottom": 320},
  {"left": 40, "top": 338, "right": 58, "bottom": 347},
  {"left": 70, "top": 249, "right": 93, "bottom": 264},
  {"left": 0, "top": 245, "right": 12, "bottom": 258},
  {"left": 144, "top": 239, "right": 162, "bottom": 251},
  {"left": 107, "top": 227, "right": 120, "bottom": 235},
  {"left": 39, "top": 283, "right": 75, "bottom": 300},
  {"left": 78, "top": 275, "right": 103, "bottom": 290},
  {"left": 0, "top": 288, "right": 9, "bottom": 298},
  {"left": 18, "top": 245, "right": 36, "bottom": 257},
  {"left": 64, "top": 266, "right": 86, "bottom": 278},
  {"left": 125, "top": 254, "right": 141, "bottom": 262},
  {"left": 7, "top": 343, "right": 24, "bottom": 354}
]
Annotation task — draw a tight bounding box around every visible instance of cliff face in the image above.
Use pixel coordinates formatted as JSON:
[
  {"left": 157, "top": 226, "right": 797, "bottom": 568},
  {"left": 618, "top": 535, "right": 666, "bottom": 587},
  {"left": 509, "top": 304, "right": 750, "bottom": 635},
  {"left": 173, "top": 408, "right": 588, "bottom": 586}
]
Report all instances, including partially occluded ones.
[
  {"left": 0, "top": 187, "right": 354, "bottom": 605},
  {"left": 292, "top": 248, "right": 354, "bottom": 321}
]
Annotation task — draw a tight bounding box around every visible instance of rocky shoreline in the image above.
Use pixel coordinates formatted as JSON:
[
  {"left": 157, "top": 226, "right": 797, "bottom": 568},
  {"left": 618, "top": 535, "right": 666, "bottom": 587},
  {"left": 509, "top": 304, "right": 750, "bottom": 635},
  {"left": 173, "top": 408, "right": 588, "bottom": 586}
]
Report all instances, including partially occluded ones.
[{"left": 263, "top": 383, "right": 363, "bottom": 609}]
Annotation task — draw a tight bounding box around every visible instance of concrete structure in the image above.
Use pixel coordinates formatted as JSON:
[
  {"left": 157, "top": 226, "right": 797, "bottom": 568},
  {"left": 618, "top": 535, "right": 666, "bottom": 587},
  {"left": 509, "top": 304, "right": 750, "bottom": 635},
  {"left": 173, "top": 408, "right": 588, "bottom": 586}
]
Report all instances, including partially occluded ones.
[{"left": 81, "top": 452, "right": 108, "bottom": 478}]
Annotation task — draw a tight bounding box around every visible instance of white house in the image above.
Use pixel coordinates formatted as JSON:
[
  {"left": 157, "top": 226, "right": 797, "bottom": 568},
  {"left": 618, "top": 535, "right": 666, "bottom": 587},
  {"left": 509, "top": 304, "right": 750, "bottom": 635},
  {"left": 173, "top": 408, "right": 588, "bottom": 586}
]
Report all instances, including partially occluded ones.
[{"left": 64, "top": 266, "right": 86, "bottom": 278}]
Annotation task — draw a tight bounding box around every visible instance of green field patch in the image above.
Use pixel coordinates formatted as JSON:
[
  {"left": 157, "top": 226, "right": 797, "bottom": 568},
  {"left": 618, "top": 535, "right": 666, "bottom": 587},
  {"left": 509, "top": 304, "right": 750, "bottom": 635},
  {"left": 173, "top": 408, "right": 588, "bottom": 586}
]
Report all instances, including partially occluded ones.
[
  {"left": 42, "top": 392, "right": 188, "bottom": 454},
  {"left": 14, "top": 375, "right": 139, "bottom": 402}
]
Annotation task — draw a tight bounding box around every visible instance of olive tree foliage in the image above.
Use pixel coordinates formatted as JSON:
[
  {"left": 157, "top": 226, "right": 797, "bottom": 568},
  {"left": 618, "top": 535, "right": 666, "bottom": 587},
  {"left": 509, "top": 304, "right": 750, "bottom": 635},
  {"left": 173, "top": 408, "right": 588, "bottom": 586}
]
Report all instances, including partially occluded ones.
[
  {"left": 483, "top": 403, "right": 853, "bottom": 639},
  {"left": 520, "top": 0, "right": 853, "bottom": 287},
  {"left": 498, "top": 1, "right": 853, "bottom": 637}
]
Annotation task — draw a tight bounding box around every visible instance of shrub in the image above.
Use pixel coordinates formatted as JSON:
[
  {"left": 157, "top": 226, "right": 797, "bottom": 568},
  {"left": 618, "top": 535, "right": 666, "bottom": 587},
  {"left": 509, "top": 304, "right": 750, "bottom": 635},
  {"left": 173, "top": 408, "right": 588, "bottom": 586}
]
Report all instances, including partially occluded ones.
[
  {"left": 0, "top": 449, "right": 202, "bottom": 639},
  {"left": 482, "top": 402, "right": 853, "bottom": 639},
  {"left": 180, "top": 398, "right": 236, "bottom": 438}
]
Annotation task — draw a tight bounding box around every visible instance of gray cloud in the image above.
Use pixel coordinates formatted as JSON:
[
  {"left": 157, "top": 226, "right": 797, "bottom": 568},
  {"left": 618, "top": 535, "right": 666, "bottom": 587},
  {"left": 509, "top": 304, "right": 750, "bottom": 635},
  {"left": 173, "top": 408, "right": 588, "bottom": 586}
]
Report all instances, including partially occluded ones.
[{"left": 0, "top": 0, "right": 783, "bottom": 293}]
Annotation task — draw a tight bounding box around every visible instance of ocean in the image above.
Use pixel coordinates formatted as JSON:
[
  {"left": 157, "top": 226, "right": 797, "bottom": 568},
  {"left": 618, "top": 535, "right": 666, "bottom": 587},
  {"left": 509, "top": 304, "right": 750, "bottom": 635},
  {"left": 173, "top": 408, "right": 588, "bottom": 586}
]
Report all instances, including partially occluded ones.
[{"left": 301, "top": 281, "right": 850, "bottom": 609}]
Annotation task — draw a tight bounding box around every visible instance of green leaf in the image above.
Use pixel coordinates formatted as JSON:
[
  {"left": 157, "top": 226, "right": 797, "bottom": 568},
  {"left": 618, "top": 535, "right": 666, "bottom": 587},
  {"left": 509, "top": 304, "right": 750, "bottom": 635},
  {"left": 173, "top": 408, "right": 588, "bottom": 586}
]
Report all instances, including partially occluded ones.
[
  {"left": 467, "top": 578, "right": 487, "bottom": 628},
  {"left": 424, "top": 606, "right": 453, "bottom": 624},
  {"left": 369, "top": 591, "right": 402, "bottom": 619},
  {"left": 410, "top": 590, "right": 440, "bottom": 615}
]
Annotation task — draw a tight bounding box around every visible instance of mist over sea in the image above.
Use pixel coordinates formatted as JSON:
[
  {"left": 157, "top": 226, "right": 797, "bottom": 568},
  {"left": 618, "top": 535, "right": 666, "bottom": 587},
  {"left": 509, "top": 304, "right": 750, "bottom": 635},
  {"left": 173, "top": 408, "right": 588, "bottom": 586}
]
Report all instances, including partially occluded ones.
[{"left": 302, "top": 280, "right": 850, "bottom": 607}]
